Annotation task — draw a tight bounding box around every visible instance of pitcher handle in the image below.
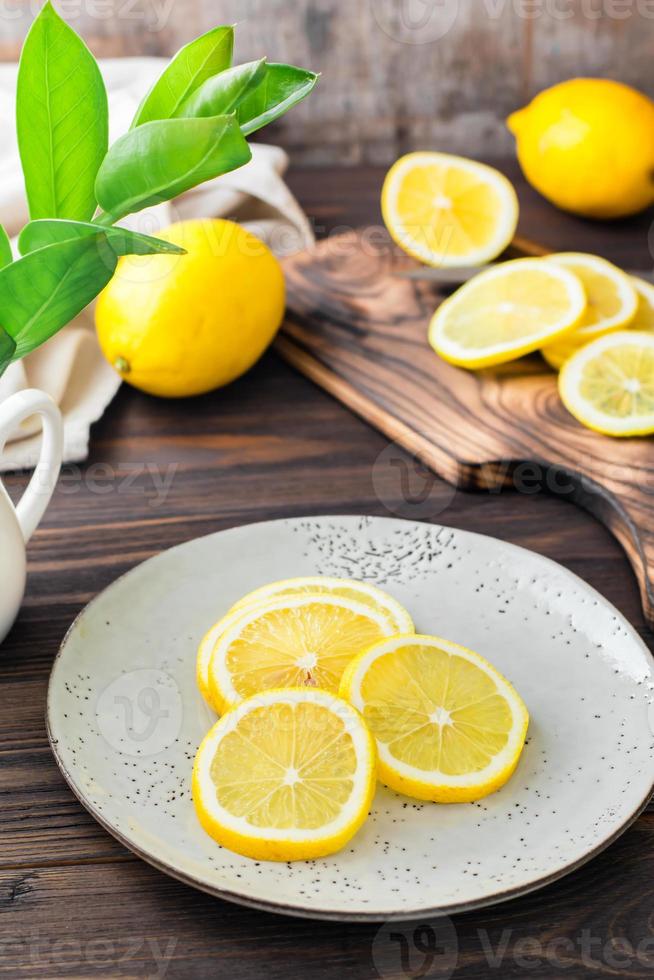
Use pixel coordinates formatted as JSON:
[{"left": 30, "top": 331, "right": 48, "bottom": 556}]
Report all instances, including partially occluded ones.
[{"left": 0, "top": 389, "right": 64, "bottom": 543}]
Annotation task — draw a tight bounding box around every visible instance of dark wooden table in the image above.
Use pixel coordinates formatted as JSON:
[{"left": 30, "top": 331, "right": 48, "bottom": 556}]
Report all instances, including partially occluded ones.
[{"left": 2, "top": 164, "right": 653, "bottom": 979}]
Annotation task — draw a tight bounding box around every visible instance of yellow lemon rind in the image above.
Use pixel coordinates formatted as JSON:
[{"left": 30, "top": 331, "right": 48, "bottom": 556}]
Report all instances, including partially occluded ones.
[
  {"left": 232, "top": 576, "right": 415, "bottom": 633},
  {"left": 545, "top": 253, "right": 638, "bottom": 338},
  {"left": 340, "top": 633, "right": 529, "bottom": 804},
  {"left": 192, "top": 687, "right": 377, "bottom": 862}
]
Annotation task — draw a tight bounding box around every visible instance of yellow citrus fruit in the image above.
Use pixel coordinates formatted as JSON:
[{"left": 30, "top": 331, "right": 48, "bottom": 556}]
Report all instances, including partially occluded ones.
[
  {"left": 541, "top": 253, "right": 637, "bottom": 369},
  {"left": 196, "top": 577, "right": 414, "bottom": 712},
  {"left": 340, "top": 634, "right": 529, "bottom": 803},
  {"left": 207, "top": 592, "right": 397, "bottom": 715},
  {"left": 382, "top": 152, "right": 518, "bottom": 267},
  {"left": 559, "top": 331, "right": 654, "bottom": 436},
  {"left": 193, "top": 688, "right": 377, "bottom": 861},
  {"left": 508, "top": 79, "right": 654, "bottom": 219},
  {"left": 429, "top": 257, "right": 586, "bottom": 369},
  {"left": 96, "top": 219, "right": 285, "bottom": 397},
  {"left": 629, "top": 276, "right": 654, "bottom": 332}
]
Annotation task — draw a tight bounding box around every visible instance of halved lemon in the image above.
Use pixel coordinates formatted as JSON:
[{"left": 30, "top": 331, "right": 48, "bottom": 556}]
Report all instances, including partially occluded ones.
[
  {"left": 208, "top": 593, "right": 397, "bottom": 715},
  {"left": 429, "top": 258, "right": 586, "bottom": 369},
  {"left": 340, "top": 634, "right": 529, "bottom": 803},
  {"left": 541, "top": 253, "right": 637, "bottom": 368},
  {"left": 559, "top": 330, "right": 654, "bottom": 436},
  {"left": 197, "top": 578, "right": 414, "bottom": 712},
  {"left": 382, "top": 152, "right": 519, "bottom": 267},
  {"left": 193, "top": 688, "right": 377, "bottom": 861}
]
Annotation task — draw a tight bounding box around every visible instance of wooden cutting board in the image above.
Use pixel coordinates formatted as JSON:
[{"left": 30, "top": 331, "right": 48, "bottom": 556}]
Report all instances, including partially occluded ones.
[{"left": 278, "top": 228, "right": 654, "bottom": 629}]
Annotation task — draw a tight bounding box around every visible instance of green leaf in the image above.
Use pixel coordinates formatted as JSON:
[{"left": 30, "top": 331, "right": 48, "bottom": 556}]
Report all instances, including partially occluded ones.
[
  {"left": 131, "top": 25, "right": 234, "bottom": 128},
  {"left": 16, "top": 0, "right": 108, "bottom": 222},
  {"left": 95, "top": 115, "right": 252, "bottom": 222},
  {"left": 0, "top": 224, "right": 12, "bottom": 269},
  {"left": 19, "top": 219, "right": 186, "bottom": 257},
  {"left": 178, "top": 59, "right": 267, "bottom": 119},
  {"left": 0, "top": 236, "right": 118, "bottom": 360},
  {"left": 0, "top": 325, "right": 16, "bottom": 377},
  {"left": 237, "top": 63, "right": 318, "bottom": 137}
]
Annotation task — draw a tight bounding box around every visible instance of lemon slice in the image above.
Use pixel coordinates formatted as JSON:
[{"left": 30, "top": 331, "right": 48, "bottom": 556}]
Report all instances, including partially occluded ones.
[
  {"left": 208, "top": 593, "right": 396, "bottom": 714},
  {"left": 197, "top": 613, "right": 238, "bottom": 710},
  {"left": 340, "top": 634, "right": 529, "bottom": 803},
  {"left": 197, "top": 579, "right": 414, "bottom": 712},
  {"left": 193, "top": 688, "right": 377, "bottom": 861},
  {"left": 559, "top": 330, "right": 654, "bottom": 436},
  {"left": 382, "top": 152, "right": 519, "bottom": 267},
  {"left": 429, "top": 258, "right": 586, "bottom": 369},
  {"left": 541, "top": 253, "right": 637, "bottom": 368},
  {"left": 231, "top": 577, "right": 414, "bottom": 632},
  {"left": 541, "top": 335, "right": 583, "bottom": 371},
  {"left": 629, "top": 275, "right": 654, "bottom": 332},
  {"left": 543, "top": 273, "right": 654, "bottom": 370}
]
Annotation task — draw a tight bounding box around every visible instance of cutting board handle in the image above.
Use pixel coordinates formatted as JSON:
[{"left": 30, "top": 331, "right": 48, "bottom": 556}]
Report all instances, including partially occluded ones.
[
  {"left": 280, "top": 227, "right": 654, "bottom": 631},
  {"left": 507, "top": 238, "right": 654, "bottom": 622}
]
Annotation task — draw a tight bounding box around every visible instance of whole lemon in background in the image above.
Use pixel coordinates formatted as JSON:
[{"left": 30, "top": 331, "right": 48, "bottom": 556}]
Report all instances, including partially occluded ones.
[
  {"left": 96, "top": 219, "right": 285, "bottom": 397},
  {"left": 507, "top": 78, "right": 654, "bottom": 219}
]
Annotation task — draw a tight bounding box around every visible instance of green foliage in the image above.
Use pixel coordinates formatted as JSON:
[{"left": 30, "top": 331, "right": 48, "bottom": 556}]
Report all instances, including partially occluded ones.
[
  {"left": 0, "top": 225, "right": 12, "bottom": 269},
  {"left": 130, "top": 26, "right": 234, "bottom": 128},
  {"left": 16, "top": 0, "right": 108, "bottom": 222},
  {"left": 237, "top": 64, "right": 319, "bottom": 137},
  {"left": 19, "top": 219, "right": 186, "bottom": 256},
  {"left": 0, "top": 236, "right": 119, "bottom": 361},
  {"left": 0, "top": 3, "right": 317, "bottom": 376},
  {"left": 178, "top": 59, "right": 268, "bottom": 118},
  {"left": 0, "top": 327, "right": 16, "bottom": 376},
  {"left": 95, "top": 115, "right": 251, "bottom": 223}
]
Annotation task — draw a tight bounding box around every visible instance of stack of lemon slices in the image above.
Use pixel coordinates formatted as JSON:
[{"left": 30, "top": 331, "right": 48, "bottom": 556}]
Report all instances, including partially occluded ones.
[
  {"left": 382, "top": 151, "right": 654, "bottom": 438},
  {"left": 193, "top": 576, "right": 529, "bottom": 861}
]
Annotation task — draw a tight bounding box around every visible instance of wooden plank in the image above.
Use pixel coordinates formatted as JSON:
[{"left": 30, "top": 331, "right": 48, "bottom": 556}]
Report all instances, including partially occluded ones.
[
  {"left": 1, "top": 5, "right": 653, "bottom": 162},
  {"left": 1, "top": 816, "right": 654, "bottom": 977}
]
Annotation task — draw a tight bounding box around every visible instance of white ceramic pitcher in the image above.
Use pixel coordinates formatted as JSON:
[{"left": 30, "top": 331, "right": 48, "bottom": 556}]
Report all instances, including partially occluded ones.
[{"left": 0, "top": 390, "right": 63, "bottom": 643}]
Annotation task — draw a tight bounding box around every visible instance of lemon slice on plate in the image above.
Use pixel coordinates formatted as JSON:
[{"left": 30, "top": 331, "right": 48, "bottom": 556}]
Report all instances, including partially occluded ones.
[
  {"left": 541, "top": 253, "right": 637, "bottom": 368},
  {"left": 429, "top": 258, "right": 586, "bottom": 369},
  {"left": 197, "top": 613, "right": 238, "bottom": 710},
  {"left": 340, "top": 634, "right": 529, "bottom": 803},
  {"left": 196, "top": 578, "right": 414, "bottom": 711},
  {"left": 382, "top": 152, "right": 519, "bottom": 267},
  {"left": 193, "top": 688, "right": 377, "bottom": 861},
  {"left": 208, "top": 593, "right": 397, "bottom": 714},
  {"left": 559, "top": 330, "right": 654, "bottom": 436},
  {"left": 231, "top": 577, "right": 414, "bottom": 632}
]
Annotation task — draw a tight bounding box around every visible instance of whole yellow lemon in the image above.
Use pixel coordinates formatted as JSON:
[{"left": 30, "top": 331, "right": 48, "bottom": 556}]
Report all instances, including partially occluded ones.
[
  {"left": 507, "top": 78, "right": 654, "bottom": 219},
  {"left": 96, "top": 219, "right": 285, "bottom": 397}
]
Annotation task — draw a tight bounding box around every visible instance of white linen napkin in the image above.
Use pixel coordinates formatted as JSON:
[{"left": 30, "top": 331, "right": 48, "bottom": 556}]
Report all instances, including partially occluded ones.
[{"left": 0, "top": 58, "right": 314, "bottom": 472}]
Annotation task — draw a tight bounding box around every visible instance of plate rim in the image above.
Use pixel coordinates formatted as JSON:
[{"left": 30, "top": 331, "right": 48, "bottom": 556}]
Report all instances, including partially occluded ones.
[{"left": 46, "top": 513, "right": 654, "bottom": 922}]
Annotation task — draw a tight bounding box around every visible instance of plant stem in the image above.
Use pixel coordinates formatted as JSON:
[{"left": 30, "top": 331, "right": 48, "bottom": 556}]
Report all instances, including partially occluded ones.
[{"left": 94, "top": 211, "right": 117, "bottom": 227}]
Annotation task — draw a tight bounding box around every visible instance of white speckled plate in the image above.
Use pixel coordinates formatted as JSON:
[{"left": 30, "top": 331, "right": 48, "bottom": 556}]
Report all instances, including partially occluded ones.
[{"left": 47, "top": 516, "right": 654, "bottom": 921}]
